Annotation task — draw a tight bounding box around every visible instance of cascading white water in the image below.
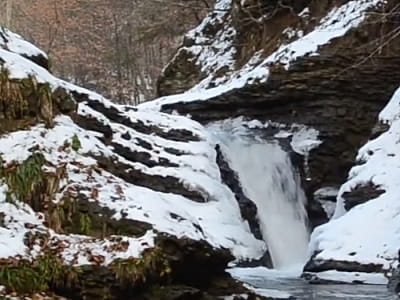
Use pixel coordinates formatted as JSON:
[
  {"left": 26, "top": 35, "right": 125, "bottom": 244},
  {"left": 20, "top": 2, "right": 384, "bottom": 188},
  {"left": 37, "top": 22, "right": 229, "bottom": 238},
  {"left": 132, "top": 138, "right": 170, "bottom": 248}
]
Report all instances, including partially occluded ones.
[{"left": 212, "top": 127, "right": 310, "bottom": 270}]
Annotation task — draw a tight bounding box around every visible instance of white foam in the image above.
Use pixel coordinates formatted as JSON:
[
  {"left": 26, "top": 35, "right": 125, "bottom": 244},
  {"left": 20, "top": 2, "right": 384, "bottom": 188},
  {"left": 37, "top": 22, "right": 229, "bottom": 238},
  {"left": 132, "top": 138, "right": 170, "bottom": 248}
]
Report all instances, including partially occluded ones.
[{"left": 210, "top": 124, "right": 310, "bottom": 270}]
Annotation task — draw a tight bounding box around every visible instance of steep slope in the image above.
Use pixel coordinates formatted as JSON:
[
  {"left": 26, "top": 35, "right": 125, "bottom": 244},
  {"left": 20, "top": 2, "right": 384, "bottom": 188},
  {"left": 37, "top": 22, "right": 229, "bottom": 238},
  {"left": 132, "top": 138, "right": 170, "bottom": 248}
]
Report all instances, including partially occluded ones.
[{"left": 0, "top": 28, "right": 272, "bottom": 299}]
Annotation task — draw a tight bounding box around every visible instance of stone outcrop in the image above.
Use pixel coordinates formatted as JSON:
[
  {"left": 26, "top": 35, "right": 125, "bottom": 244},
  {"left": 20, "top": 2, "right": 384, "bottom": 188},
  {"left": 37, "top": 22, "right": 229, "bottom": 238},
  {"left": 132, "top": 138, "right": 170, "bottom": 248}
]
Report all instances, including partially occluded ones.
[
  {"left": 0, "top": 27, "right": 50, "bottom": 70},
  {"left": 341, "top": 182, "right": 385, "bottom": 211},
  {"left": 216, "top": 145, "right": 264, "bottom": 241}
]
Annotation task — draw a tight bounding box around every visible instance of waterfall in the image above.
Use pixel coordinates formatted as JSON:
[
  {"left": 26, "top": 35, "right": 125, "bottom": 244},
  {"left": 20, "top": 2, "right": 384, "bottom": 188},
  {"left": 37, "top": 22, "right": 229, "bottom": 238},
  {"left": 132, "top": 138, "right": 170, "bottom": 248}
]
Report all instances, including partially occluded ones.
[{"left": 211, "top": 126, "right": 310, "bottom": 270}]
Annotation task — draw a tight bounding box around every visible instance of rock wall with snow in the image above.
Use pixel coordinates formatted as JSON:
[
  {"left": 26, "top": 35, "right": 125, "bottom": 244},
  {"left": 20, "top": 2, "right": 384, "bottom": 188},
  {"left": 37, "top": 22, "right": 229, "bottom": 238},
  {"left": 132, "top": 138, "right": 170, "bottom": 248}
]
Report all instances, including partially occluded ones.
[
  {"left": 144, "top": 0, "right": 400, "bottom": 284},
  {"left": 305, "top": 87, "right": 400, "bottom": 280},
  {"left": 144, "top": 0, "right": 400, "bottom": 228},
  {"left": 0, "top": 27, "right": 271, "bottom": 299}
]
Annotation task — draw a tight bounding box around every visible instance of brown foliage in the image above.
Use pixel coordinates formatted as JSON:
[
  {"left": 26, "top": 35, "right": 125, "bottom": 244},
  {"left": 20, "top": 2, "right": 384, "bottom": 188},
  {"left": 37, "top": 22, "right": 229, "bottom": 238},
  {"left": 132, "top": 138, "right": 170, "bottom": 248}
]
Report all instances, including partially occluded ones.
[{"left": 2, "top": 0, "right": 213, "bottom": 104}]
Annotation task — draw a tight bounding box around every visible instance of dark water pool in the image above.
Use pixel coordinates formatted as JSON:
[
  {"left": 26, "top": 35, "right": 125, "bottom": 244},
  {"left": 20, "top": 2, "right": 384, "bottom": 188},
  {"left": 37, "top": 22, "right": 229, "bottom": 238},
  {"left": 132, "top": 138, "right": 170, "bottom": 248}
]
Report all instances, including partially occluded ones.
[{"left": 229, "top": 267, "right": 397, "bottom": 300}]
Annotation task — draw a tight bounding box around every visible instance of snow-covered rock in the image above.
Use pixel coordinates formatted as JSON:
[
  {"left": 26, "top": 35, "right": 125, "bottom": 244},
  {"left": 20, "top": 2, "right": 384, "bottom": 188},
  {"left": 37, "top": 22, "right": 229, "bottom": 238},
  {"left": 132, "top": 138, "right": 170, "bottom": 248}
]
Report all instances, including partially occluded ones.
[
  {"left": 306, "top": 87, "right": 400, "bottom": 276},
  {"left": 144, "top": 0, "right": 400, "bottom": 232},
  {"left": 144, "top": 0, "right": 400, "bottom": 285},
  {"left": 0, "top": 26, "right": 49, "bottom": 69},
  {"left": 149, "top": 0, "right": 385, "bottom": 109},
  {"left": 0, "top": 27, "right": 266, "bottom": 298}
]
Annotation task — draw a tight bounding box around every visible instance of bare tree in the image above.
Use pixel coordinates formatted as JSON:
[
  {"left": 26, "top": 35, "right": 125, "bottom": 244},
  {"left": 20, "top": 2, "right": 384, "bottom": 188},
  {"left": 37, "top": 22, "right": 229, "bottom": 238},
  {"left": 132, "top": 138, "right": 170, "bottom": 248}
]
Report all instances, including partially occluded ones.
[{"left": 7, "top": 0, "right": 214, "bottom": 104}]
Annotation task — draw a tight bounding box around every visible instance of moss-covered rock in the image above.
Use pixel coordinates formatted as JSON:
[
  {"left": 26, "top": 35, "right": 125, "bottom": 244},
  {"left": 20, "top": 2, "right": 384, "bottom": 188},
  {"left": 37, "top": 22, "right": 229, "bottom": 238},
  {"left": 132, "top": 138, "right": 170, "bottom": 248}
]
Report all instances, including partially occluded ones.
[
  {"left": 0, "top": 68, "right": 78, "bottom": 131},
  {"left": 52, "top": 87, "right": 77, "bottom": 114},
  {"left": 48, "top": 195, "right": 152, "bottom": 237},
  {"left": 0, "top": 153, "right": 66, "bottom": 213},
  {"left": 0, "top": 253, "right": 81, "bottom": 294},
  {"left": 0, "top": 70, "right": 53, "bottom": 125}
]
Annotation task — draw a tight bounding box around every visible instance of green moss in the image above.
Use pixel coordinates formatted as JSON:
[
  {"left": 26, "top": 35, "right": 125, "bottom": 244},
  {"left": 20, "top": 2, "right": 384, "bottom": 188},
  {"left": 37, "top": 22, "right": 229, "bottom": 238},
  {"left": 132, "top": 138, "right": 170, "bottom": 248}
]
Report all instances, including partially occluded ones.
[
  {"left": 79, "top": 213, "right": 92, "bottom": 235},
  {"left": 0, "top": 68, "right": 54, "bottom": 126},
  {"left": 0, "top": 254, "right": 81, "bottom": 294},
  {"left": 71, "top": 134, "right": 82, "bottom": 151},
  {"left": 0, "top": 153, "right": 45, "bottom": 204},
  {"left": 110, "top": 247, "right": 172, "bottom": 286},
  {"left": 49, "top": 204, "right": 66, "bottom": 233},
  {"left": 0, "top": 69, "right": 27, "bottom": 118}
]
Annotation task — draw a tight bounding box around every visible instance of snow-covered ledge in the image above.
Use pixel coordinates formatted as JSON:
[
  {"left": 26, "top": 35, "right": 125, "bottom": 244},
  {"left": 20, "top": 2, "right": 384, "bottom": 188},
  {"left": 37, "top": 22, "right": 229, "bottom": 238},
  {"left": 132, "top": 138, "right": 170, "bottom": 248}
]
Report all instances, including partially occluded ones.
[{"left": 306, "top": 87, "right": 400, "bottom": 277}]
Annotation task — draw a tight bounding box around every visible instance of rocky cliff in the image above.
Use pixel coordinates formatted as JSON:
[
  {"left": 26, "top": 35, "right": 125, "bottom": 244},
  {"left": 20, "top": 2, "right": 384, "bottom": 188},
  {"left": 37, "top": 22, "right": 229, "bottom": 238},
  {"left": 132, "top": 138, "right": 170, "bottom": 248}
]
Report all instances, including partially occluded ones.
[
  {"left": 0, "top": 27, "right": 275, "bottom": 299},
  {"left": 142, "top": 0, "right": 400, "bottom": 284}
]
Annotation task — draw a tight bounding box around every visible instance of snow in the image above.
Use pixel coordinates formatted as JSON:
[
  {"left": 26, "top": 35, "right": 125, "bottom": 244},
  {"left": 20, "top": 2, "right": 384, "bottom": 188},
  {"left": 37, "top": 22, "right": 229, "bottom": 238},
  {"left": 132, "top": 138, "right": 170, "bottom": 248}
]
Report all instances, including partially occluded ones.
[
  {"left": 0, "top": 27, "right": 47, "bottom": 59},
  {"left": 0, "top": 111, "right": 265, "bottom": 261},
  {"left": 308, "top": 86, "right": 400, "bottom": 272},
  {"left": 264, "top": 0, "right": 383, "bottom": 68},
  {"left": 0, "top": 49, "right": 54, "bottom": 83},
  {"left": 0, "top": 183, "right": 46, "bottom": 260},
  {"left": 140, "top": 0, "right": 383, "bottom": 111},
  {"left": 54, "top": 230, "right": 156, "bottom": 266},
  {"left": 0, "top": 27, "right": 266, "bottom": 264},
  {"left": 244, "top": 284, "right": 294, "bottom": 299},
  {"left": 380, "top": 87, "right": 400, "bottom": 124},
  {"left": 310, "top": 270, "right": 388, "bottom": 285}
]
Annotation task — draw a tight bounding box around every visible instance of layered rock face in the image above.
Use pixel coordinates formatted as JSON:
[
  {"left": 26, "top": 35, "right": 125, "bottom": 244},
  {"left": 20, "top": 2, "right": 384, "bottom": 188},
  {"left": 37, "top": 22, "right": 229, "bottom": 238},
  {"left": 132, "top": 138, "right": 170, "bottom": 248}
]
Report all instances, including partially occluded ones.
[
  {"left": 145, "top": 0, "right": 400, "bottom": 282},
  {"left": 153, "top": 0, "right": 400, "bottom": 227},
  {"left": 0, "top": 28, "right": 272, "bottom": 299}
]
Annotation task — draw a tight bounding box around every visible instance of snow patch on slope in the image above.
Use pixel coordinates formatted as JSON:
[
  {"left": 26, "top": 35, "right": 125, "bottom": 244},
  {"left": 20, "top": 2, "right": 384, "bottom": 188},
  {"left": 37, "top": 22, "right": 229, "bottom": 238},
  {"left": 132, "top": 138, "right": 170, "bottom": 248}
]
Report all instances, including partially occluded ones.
[
  {"left": 0, "top": 26, "right": 47, "bottom": 59},
  {"left": 264, "top": 0, "right": 383, "bottom": 68}
]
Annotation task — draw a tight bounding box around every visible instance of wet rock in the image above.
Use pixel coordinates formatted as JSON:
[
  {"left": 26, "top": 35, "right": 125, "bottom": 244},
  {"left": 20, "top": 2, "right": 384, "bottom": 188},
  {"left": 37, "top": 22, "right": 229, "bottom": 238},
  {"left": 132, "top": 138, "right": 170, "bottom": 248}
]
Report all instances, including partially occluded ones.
[
  {"left": 95, "top": 155, "right": 205, "bottom": 202},
  {"left": 76, "top": 96, "right": 201, "bottom": 142},
  {"left": 110, "top": 142, "right": 179, "bottom": 168},
  {"left": 53, "top": 195, "right": 153, "bottom": 237},
  {"left": 158, "top": 48, "right": 206, "bottom": 97},
  {"left": 215, "top": 145, "right": 264, "bottom": 242},
  {"left": 342, "top": 182, "right": 385, "bottom": 211},
  {"left": 53, "top": 87, "right": 78, "bottom": 114},
  {"left": 303, "top": 255, "right": 383, "bottom": 273},
  {"left": 51, "top": 235, "right": 239, "bottom": 300},
  {"left": 25, "top": 53, "right": 50, "bottom": 70},
  {"left": 73, "top": 114, "right": 113, "bottom": 140},
  {"left": 302, "top": 272, "right": 363, "bottom": 285}
]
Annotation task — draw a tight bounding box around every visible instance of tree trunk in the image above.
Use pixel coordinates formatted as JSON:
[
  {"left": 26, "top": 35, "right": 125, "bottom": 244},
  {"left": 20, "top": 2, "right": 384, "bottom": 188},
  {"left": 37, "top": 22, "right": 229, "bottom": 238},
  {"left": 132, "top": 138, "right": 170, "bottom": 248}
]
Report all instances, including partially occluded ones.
[{"left": 5, "top": 0, "right": 13, "bottom": 27}]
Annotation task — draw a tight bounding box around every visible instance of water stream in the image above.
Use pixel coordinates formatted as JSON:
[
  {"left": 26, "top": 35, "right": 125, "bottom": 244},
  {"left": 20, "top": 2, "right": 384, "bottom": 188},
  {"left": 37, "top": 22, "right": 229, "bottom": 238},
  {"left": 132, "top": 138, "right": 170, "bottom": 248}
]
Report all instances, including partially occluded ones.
[
  {"left": 209, "top": 123, "right": 396, "bottom": 299},
  {"left": 215, "top": 129, "right": 309, "bottom": 269},
  {"left": 229, "top": 267, "right": 397, "bottom": 300}
]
